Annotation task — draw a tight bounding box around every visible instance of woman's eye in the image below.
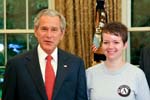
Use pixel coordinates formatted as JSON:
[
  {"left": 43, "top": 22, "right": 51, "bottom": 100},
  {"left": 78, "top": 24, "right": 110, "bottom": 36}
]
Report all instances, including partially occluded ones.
[
  {"left": 114, "top": 42, "right": 119, "bottom": 44},
  {"left": 103, "top": 42, "right": 108, "bottom": 44}
]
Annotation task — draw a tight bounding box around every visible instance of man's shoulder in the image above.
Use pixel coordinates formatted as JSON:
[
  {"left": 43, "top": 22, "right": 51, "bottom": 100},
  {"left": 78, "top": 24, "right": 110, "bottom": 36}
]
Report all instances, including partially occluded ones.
[{"left": 8, "top": 49, "right": 35, "bottom": 62}]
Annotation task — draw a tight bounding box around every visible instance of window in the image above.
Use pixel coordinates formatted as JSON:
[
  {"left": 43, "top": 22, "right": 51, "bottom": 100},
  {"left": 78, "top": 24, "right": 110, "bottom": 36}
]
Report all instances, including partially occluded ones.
[
  {"left": 122, "top": 0, "right": 150, "bottom": 65},
  {"left": 0, "top": 0, "right": 54, "bottom": 97}
]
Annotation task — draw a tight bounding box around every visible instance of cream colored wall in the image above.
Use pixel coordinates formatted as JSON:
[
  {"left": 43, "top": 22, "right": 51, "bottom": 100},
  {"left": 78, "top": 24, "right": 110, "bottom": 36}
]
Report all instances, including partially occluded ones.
[
  {"left": 48, "top": 0, "right": 55, "bottom": 9},
  {"left": 121, "top": 0, "right": 131, "bottom": 63}
]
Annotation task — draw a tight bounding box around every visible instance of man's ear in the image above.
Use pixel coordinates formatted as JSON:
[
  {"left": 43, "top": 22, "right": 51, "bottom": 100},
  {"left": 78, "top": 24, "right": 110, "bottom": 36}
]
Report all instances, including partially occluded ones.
[
  {"left": 60, "top": 29, "right": 65, "bottom": 40},
  {"left": 34, "top": 26, "right": 38, "bottom": 38}
]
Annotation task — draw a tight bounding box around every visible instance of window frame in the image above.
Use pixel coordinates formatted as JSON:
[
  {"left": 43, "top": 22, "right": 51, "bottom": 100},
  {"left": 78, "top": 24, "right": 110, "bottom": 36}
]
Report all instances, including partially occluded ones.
[
  {"left": 0, "top": 0, "right": 55, "bottom": 67},
  {"left": 122, "top": 0, "right": 150, "bottom": 64}
]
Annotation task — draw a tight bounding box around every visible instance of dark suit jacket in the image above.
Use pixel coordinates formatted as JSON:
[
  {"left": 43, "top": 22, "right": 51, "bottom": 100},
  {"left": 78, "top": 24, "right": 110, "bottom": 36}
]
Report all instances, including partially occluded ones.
[
  {"left": 139, "top": 47, "right": 150, "bottom": 87},
  {"left": 2, "top": 48, "right": 88, "bottom": 100}
]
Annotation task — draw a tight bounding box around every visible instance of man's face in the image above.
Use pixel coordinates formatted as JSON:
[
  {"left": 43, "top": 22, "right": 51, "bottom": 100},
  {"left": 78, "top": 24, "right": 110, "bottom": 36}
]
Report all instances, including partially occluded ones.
[{"left": 34, "top": 15, "right": 65, "bottom": 54}]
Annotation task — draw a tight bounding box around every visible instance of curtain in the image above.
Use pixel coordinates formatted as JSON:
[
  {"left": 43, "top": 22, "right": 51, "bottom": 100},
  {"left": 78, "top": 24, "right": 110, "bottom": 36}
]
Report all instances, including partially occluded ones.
[
  {"left": 55, "top": 0, "right": 96, "bottom": 68},
  {"left": 105, "top": 0, "right": 122, "bottom": 22}
]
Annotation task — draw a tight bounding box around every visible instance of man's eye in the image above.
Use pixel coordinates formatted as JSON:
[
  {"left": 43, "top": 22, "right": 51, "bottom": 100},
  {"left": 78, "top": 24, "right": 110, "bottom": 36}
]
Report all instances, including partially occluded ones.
[
  {"left": 41, "top": 27, "right": 48, "bottom": 31},
  {"left": 51, "top": 28, "right": 58, "bottom": 32}
]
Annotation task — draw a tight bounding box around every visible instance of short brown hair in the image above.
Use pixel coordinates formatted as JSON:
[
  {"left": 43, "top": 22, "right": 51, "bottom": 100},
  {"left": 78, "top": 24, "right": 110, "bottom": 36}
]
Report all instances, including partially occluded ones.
[{"left": 102, "top": 22, "right": 128, "bottom": 44}]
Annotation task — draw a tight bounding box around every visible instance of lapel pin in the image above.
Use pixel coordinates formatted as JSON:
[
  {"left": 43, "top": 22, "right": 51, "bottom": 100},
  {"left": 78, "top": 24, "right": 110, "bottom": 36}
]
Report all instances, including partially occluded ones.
[{"left": 64, "top": 65, "right": 68, "bottom": 68}]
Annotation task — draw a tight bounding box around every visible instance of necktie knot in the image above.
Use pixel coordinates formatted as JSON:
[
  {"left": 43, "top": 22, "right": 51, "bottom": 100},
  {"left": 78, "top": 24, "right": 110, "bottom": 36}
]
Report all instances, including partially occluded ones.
[{"left": 46, "top": 55, "right": 52, "bottom": 61}]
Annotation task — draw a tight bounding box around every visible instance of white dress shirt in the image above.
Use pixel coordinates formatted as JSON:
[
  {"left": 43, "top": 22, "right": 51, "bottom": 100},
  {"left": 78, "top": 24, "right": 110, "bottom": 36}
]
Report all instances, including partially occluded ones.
[{"left": 37, "top": 45, "right": 58, "bottom": 82}]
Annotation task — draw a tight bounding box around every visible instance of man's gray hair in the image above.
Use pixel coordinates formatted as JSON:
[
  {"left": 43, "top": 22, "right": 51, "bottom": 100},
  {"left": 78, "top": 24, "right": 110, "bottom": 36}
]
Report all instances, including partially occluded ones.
[{"left": 34, "top": 9, "right": 66, "bottom": 31}]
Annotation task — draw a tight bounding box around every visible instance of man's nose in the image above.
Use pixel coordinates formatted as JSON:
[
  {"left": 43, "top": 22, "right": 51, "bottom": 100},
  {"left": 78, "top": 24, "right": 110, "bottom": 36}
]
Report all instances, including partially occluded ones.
[{"left": 47, "top": 29, "right": 53, "bottom": 36}]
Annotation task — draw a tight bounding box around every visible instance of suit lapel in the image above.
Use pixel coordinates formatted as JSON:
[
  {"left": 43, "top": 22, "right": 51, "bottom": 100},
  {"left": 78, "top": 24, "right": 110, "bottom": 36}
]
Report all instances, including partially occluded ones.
[
  {"left": 26, "top": 48, "right": 47, "bottom": 100},
  {"left": 52, "top": 49, "right": 69, "bottom": 99}
]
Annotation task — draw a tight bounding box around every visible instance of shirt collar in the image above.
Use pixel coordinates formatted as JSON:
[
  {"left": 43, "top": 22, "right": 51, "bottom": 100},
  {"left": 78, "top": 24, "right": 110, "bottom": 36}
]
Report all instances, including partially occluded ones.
[{"left": 37, "top": 45, "right": 58, "bottom": 62}]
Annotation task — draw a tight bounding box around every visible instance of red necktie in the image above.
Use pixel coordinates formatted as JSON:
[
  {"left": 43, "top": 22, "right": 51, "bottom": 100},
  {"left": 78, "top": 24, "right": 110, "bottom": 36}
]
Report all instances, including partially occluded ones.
[{"left": 45, "top": 55, "right": 55, "bottom": 100}]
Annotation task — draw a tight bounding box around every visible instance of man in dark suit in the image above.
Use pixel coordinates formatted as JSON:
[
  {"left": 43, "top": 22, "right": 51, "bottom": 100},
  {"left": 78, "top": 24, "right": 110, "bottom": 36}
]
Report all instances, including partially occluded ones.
[
  {"left": 140, "top": 47, "right": 150, "bottom": 88},
  {"left": 2, "top": 9, "right": 88, "bottom": 100}
]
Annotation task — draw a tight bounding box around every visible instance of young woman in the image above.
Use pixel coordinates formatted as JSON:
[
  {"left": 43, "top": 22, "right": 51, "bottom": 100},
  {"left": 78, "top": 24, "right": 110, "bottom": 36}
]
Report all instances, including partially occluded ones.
[{"left": 86, "top": 22, "right": 150, "bottom": 100}]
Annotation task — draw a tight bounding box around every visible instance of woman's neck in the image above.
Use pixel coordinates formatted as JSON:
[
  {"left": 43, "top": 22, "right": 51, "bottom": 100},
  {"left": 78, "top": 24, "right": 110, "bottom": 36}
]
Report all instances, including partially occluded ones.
[{"left": 104, "top": 58, "right": 126, "bottom": 71}]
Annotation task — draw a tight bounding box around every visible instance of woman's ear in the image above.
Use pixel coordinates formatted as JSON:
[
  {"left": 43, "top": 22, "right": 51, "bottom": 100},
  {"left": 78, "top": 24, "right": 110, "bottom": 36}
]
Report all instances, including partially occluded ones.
[{"left": 124, "top": 42, "right": 128, "bottom": 49}]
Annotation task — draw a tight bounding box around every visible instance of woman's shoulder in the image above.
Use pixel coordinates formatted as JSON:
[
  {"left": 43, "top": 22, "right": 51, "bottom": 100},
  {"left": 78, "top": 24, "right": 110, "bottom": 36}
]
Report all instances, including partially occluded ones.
[
  {"left": 125, "top": 63, "right": 145, "bottom": 77},
  {"left": 86, "top": 62, "right": 104, "bottom": 74}
]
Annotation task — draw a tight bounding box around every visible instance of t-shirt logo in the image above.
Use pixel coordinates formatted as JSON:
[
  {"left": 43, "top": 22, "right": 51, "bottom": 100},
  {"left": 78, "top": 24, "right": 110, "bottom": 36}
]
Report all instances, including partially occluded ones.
[{"left": 117, "top": 85, "right": 131, "bottom": 97}]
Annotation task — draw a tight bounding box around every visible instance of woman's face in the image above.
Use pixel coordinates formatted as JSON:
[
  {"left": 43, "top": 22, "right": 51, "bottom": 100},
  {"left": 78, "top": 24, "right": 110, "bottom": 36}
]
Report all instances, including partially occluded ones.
[{"left": 102, "top": 33, "right": 127, "bottom": 61}]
